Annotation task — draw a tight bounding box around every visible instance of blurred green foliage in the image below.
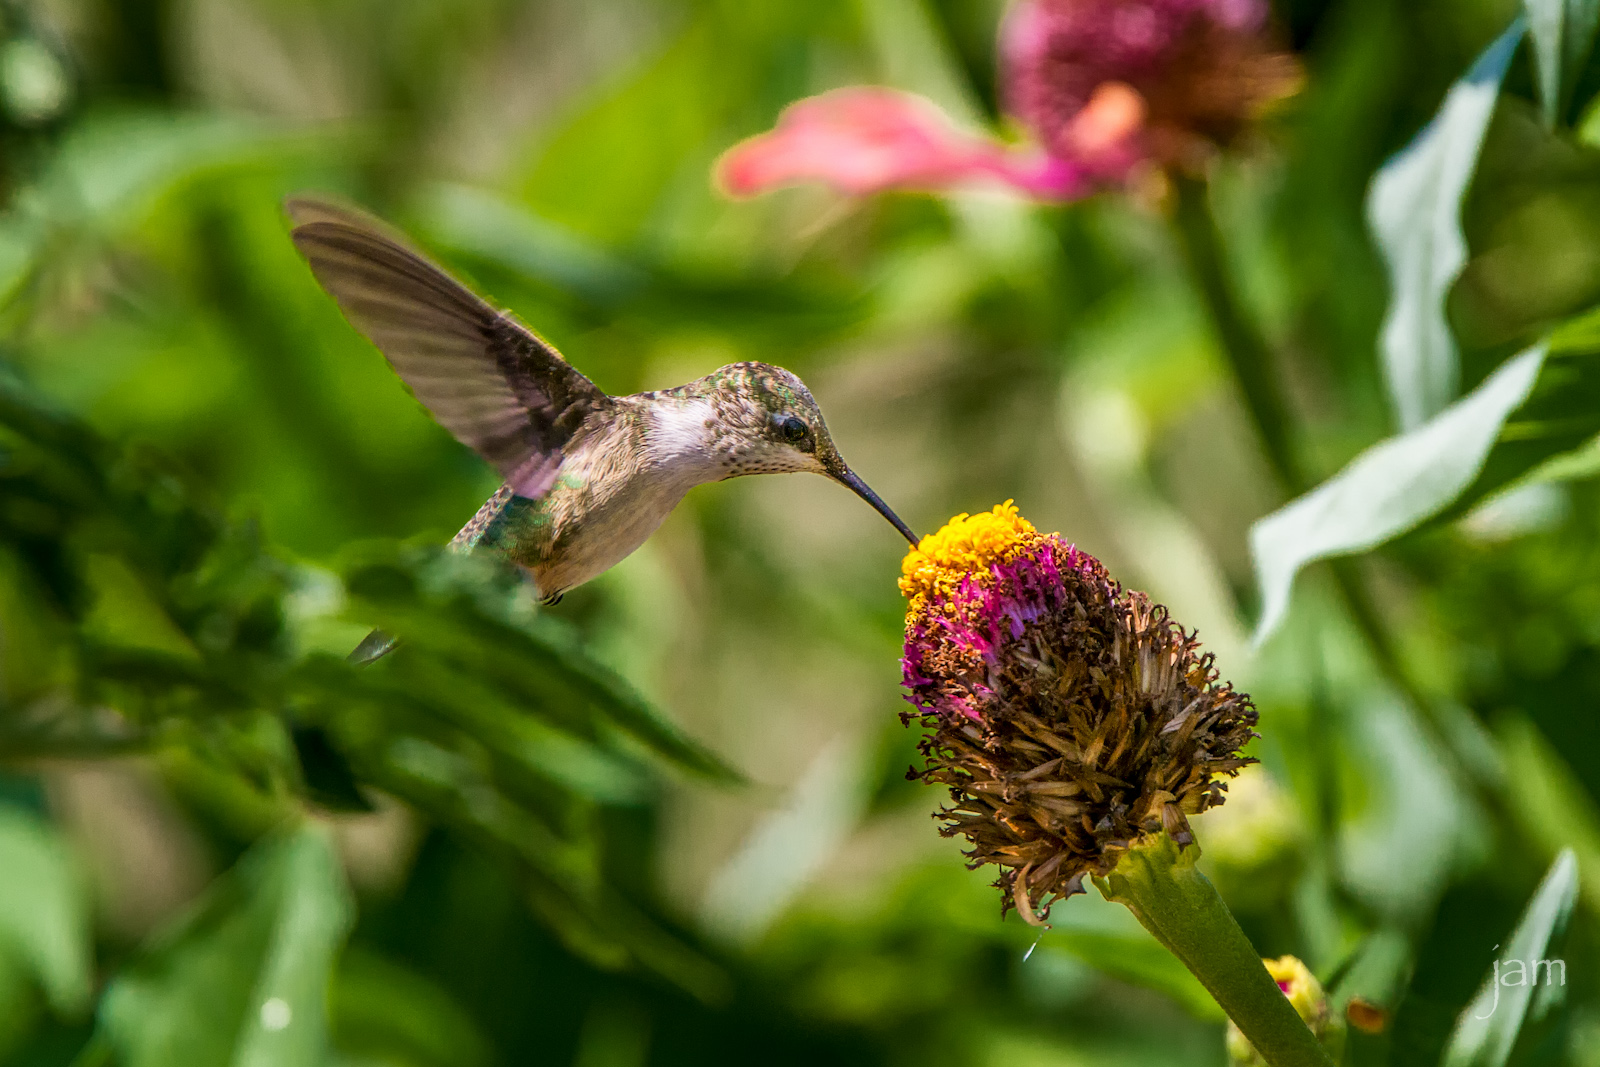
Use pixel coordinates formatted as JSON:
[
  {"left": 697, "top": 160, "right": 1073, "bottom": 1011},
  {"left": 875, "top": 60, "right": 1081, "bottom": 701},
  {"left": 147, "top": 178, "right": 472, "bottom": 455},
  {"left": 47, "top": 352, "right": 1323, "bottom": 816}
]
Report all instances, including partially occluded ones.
[{"left": 0, "top": 0, "right": 1598, "bottom": 1065}]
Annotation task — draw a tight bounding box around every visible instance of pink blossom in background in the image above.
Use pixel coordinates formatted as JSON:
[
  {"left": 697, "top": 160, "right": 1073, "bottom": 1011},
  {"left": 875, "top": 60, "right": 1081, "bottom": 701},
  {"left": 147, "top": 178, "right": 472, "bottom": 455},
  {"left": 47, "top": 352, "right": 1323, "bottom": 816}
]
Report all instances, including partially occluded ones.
[
  {"left": 1003, "top": 0, "right": 1299, "bottom": 175},
  {"left": 715, "top": 88, "right": 1088, "bottom": 200},
  {"left": 715, "top": 0, "right": 1299, "bottom": 202}
]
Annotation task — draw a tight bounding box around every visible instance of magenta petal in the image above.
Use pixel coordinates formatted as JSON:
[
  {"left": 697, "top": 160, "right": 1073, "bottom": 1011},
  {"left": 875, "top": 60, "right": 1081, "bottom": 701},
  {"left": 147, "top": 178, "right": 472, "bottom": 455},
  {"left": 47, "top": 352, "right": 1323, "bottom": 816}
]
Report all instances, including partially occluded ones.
[
  {"left": 987, "top": 152, "right": 1090, "bottom": 198},
  {"left": 1000, "top": 0, "right": 1282, "bottom": 176},
  {"left": 715, "top": 87, "right": 1088, "bottom": 200}
]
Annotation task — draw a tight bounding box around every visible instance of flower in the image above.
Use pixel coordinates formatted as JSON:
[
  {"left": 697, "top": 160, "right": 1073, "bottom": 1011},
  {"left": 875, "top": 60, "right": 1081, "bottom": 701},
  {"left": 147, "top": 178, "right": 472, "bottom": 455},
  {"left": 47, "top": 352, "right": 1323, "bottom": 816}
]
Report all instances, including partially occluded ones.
[
  {"left": 716, "top": 0, "right": 1298, "bottom": 201},
  {"left": 1226, "top": 956, "right": 1345, "bottom": 1065},
  {"left": 716, "top": 88, "right": 1087, "bottom": 200},
  {"left": 1002, "top": 0, "right": 1301, "bottom": 176},
  {"left": 899, "top": 500, "right": 1042, "bottom": 603},
  {"left": 899, "top": 502, "right": 1257, "bottom": 923}
]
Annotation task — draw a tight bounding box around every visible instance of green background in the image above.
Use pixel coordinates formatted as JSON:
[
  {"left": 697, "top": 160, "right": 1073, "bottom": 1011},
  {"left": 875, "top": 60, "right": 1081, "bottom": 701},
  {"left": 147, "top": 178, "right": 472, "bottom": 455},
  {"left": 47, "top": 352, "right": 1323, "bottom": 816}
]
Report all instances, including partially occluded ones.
[{"left": 0, "top": 0, "right": 1596, "bottom": 1064}]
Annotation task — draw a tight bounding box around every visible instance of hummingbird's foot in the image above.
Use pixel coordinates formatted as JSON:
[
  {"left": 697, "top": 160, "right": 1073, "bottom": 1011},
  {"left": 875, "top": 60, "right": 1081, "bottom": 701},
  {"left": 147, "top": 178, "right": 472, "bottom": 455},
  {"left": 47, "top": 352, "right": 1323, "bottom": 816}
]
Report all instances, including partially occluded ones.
[{"left": 541, "top": 591, "right": 564, "bottom": 606}]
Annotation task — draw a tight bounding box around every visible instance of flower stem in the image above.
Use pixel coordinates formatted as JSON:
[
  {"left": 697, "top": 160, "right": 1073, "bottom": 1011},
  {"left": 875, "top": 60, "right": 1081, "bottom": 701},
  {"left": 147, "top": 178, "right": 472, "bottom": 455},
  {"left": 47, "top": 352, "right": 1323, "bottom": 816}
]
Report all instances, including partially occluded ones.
[
  {"left": 1096, "top": 834, "right": 1336, "bottom": 1067},
  {"left": 1171, "top": 174, "right": 1305, "bottom": 492}
]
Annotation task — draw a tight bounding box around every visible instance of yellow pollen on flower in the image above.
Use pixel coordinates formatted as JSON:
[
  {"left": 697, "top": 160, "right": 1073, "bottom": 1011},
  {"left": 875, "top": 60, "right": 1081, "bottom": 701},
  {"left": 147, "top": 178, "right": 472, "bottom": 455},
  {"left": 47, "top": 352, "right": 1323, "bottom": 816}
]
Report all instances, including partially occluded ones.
[{"left": 898, "top": 500, "right": 1039, "bottom": 603}]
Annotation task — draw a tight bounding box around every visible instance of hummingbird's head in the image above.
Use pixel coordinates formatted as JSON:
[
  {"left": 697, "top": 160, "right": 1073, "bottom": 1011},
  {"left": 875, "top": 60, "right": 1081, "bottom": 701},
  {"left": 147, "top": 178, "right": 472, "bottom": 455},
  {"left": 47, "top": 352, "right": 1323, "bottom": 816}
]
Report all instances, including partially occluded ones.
[{"left": 711, "top": 362, "right": 918, "bottom": 545}]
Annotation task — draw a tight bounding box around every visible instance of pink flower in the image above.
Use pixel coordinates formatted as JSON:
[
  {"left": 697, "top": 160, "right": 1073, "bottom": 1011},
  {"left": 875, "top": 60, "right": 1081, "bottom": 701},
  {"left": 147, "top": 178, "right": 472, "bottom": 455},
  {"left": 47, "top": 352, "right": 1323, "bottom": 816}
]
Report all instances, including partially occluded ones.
[
  {"left": 716, "top": 0, "right": 1298, "bottom": 202},
  {"left": 1004, "top": 0, "right": 1299, "bottom": 175},
  {"left": 716, "top": 88, "right": 1090, "bottom": 200}
]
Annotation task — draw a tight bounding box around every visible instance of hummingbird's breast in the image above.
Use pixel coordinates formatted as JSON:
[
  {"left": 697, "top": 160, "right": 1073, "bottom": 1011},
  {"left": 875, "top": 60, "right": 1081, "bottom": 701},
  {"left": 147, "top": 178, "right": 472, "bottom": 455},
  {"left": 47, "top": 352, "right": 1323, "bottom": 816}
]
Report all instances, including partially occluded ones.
[{"left": 480, "top": 396, "right": 726, "bottom": 598}]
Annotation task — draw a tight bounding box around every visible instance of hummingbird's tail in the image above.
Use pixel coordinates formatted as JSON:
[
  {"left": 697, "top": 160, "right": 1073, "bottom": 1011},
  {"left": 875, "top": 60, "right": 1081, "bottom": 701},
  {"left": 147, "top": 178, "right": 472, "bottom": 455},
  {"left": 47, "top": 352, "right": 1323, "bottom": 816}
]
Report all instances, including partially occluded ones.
[
  {"left": 348, "top": 628, "right": 399, "bottom": 665},
  {"left": 347, "top": 486, "right": 518, "bottom": 666}
]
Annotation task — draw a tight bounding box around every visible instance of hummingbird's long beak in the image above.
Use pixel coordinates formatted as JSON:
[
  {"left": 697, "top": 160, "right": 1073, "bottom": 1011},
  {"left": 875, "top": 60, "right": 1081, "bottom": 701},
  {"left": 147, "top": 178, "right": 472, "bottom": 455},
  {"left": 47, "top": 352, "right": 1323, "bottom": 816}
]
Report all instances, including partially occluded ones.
[{"left": 834, "top": 467, "right": 919, "bottom": 545}]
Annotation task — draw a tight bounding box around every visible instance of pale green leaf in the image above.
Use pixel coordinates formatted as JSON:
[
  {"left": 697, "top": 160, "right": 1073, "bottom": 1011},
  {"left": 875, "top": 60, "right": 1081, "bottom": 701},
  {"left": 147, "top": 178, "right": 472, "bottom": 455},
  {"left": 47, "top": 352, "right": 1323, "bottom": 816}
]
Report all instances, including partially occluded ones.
[
  {"left": 1368, "top": 19, "right": 1523, "bottom": 430},
  {"left": 100, "top": 825, "right": 354, "bottom": 1067},
  {"left": 518, "top": 19, "right": 726, "bottom": 244},
  {"left": 330, "top": 950, "right": 490, "bottom": 1067},
  {"left": 1442, "top": 851, "right": 1577, "bottom": 1067},
  {"left": 1251, "top": 345, "right": 1546, "bottom": 643},
  {"left": 0, "top": 809, "right": 92, "bottom": 1015},
  {"left": 1525, "top": 0, "right": 1600, "bottom": 126}
]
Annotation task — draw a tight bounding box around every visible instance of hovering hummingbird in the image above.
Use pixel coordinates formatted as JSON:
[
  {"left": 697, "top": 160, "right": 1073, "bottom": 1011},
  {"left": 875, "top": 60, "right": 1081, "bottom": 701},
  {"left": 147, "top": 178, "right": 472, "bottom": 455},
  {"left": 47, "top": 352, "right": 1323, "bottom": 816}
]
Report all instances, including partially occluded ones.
[{"left": 286, "top": 199, "right": 919, "bottom": 663}]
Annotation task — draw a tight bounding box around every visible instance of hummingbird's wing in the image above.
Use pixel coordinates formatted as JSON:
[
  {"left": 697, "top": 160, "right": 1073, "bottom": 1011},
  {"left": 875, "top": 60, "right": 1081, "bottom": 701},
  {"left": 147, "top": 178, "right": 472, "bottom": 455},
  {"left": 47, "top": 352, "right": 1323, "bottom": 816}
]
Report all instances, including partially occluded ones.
[{"left": 287, "top": 197, "right": 610, "bottom": 500}]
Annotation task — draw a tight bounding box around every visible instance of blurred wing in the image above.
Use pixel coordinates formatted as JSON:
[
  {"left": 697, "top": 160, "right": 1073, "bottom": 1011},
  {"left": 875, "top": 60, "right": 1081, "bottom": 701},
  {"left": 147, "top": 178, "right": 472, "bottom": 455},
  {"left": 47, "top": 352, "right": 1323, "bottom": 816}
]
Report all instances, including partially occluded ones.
[{"left": 287, "top": 197, "right": 609, "bottom": 499}]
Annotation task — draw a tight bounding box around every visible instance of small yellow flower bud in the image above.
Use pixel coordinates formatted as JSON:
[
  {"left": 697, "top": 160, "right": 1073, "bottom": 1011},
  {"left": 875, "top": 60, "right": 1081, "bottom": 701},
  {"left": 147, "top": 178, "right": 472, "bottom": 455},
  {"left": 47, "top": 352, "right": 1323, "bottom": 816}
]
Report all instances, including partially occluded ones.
[{"left": 1226, "top": 956, "right": 1345, "bottom": 1066}]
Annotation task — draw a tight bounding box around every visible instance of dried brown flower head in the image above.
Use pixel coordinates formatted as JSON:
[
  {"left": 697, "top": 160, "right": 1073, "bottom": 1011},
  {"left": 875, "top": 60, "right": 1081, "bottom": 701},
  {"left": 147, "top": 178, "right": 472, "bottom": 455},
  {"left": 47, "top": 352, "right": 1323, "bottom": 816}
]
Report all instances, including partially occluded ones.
[{"left": 899, "top": 503, "right": 1258, "bottom": 923}]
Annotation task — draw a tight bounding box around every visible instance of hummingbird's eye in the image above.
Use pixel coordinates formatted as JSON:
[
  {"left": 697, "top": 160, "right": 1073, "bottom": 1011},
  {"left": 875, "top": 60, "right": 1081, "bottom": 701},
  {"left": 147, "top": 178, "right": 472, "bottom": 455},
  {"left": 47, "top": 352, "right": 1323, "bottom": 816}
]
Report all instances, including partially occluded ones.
[{"left": 773, "top": 414, "right": 814, "bottom": 451}]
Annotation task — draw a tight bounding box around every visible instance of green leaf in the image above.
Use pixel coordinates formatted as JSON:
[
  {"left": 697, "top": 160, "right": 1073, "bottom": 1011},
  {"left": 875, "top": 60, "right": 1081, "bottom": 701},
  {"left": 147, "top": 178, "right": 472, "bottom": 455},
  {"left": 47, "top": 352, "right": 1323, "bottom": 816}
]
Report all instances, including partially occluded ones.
[
  {"left": 1251, "top": 344, "right": 1546, "bottom": 643},
  {"left": 1496, "top": 715, "right": 1600, "bottom": 910},
  {"left": 1047, "top": 929, "right": 1224, "bottom": 1022},
  {"left": 1525, "top": 0, "right": 1600, "bottom": 126},
  {"left": 346, "top": 663, "right": 653, "bottom": 806},
  {"left": 516, "top": 616, "right": 745, "bottom": 786},
  {"left": 29, "top": 111, "right": 291, "bottom": 229},
  {"left": 339, "top": 546, "right": 743, "bottom": 785},
  {"left": 418, "top": 183, "right": 646, "bottom": 304},
  {"left": 860, "top": 0, "right": 982, "bottom": 122},
  {"left": 0, "top": 219, "right": 38, "bottom": 308},
  {"left": 1462, "top": 306, "right": 1600, "bottom": 501},
  {"left": 99, "top": 824, "right": 354, "bottom": 1067},
  {"left": 517, "top": 18, "right": 728, "bottom": 245},
  {"left": 1368, "top": 19, "right": 1524, "bottom": 430},
  {"left": 0, "top": 950, "right": 37, "bottom": 1061},
  {"left": 330, "top": 950, "right": 490, "bottom": 1067},
  {"left": 0, "top": 808, "right": 92, "bottom": 1015},
  {"left": 1441, "top": 851, "right": 1578, "bottom": 1067}
]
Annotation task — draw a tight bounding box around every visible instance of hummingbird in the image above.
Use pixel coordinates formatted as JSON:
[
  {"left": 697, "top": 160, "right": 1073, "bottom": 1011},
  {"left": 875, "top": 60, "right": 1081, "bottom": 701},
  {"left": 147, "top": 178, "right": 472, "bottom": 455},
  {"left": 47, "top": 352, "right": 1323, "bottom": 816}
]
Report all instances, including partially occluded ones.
[{"left": 286, "top": 198, "right": 919, "bottom": 663}]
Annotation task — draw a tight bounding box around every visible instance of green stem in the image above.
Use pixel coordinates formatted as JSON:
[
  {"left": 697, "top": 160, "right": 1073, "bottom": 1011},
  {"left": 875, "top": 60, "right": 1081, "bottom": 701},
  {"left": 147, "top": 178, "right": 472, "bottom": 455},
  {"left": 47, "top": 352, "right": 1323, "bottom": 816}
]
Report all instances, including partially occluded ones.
[
  {"left": 1097, "top": 835, "right": 1336, "bottom": 1067},
  {"left": 1171, "top": 174, "right": 1306, "bottom": 493}
]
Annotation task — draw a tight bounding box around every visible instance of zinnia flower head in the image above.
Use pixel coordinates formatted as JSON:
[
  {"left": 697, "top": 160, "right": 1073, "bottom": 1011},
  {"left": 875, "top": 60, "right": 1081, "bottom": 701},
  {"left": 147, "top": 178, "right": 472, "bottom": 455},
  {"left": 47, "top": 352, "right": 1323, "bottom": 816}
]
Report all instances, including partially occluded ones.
[{"left": 900, "top": 502, "right": 1257, "bottom": 923}]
